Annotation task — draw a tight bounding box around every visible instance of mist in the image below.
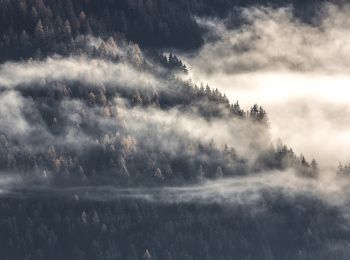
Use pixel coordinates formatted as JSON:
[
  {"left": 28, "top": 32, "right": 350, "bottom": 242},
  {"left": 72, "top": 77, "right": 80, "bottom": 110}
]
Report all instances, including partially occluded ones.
[
  {"left": 3, "top": 2, "right": 350, "bottom": 259},
  {"left": 45, "top": 170, "right": 317, "bottom": 205},
  {"left": 0, "top": 56, "right": 159, "bottom": 90},
  {"left": 0, "top": 3, "right": 347, "bottom": 206},
  {"left": 181, "top": 3, "right": 350, "bottom": 171},
  {"left": 4, "top": 168, "right": 350, "bottom": 224}
]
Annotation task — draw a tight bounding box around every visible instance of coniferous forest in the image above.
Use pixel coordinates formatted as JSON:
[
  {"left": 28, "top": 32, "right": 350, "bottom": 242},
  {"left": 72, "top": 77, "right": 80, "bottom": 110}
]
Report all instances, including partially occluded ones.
[{"left": 1, "top": 0, "right": 350, "bottom": 259}]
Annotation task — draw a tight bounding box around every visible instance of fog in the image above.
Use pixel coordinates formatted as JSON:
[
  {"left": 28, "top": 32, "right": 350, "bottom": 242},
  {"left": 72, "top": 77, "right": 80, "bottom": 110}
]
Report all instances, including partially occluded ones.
[
  {"left": 0, "top": 53, "right": 269, "bottom": 165},
  {"left": 55, "top": 170, "right": 318, "bottom": 205},
  {"left": 114, "top": 100, "right": 269, "bottom": 159},
  {"left": 181, "top": 3, "right": 350, "bottom": 171},
  {"left": 0, "top": 87, "right": 267, "bottom": 166},
  {"left": 5, "top": 169, "right": 350, "bottom": 223},
  {"left": 1, "top": 4, "right": 350, "bottom": 212},
  {"left": 0, "top": 56, "right": 158, "bottom": 90}
]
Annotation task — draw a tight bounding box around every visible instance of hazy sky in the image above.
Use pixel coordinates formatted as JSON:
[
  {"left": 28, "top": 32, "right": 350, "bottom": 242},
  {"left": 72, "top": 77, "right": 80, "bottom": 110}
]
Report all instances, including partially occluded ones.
[{"left": 181, "top": 4, "right": 350, "bottom": 172}]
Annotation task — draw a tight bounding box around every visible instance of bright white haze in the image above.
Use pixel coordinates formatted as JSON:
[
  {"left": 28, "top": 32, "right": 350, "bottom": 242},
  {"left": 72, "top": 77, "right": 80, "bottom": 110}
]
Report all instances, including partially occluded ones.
[{"left": 180, "top": 4, "right": 350, "bottom": 172}]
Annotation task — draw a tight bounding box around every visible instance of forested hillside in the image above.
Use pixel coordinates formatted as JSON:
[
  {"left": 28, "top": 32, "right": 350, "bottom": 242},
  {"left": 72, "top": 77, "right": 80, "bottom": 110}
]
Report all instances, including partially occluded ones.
[
  {"left": 0, "top": 0, "right": 329, "bottom": 60},
  {"left": 0, "top": 34, "right": 319, "bottom": 188},
  {"left": 1, "top": 1, "right": 347, "bottom": 260},
  {"left": 1, "top": 194, "right": 349, "bottom": 260}
]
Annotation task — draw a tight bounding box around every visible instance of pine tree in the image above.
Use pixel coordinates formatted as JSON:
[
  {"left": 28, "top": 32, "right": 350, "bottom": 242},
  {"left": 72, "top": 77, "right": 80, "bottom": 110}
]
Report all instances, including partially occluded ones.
[
  {"left": 215, "top": 166, "right": 224, "bottom": 178},
  {"left": 310, "top": 159, "right": 319, "bottom": 178},
  {"left": 35, "top": 19, "right": 45, "bottom": 40},
  {"left": 143, "top": 249, "right": 151, "bottom": 259},
  {"left": 62, "top": 20, "right": 72, "bottom": 39},
  {"left": 79, "top": 11, "right": 91, "bottom": 34}
]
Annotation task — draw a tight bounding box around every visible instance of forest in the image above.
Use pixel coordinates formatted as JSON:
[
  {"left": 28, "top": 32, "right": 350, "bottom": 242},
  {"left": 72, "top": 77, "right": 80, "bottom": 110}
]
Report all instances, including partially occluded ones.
[
  {"left": 0, "top": 0, "right": 330, "bottom": 60},
  {"left": 0, "top": 0, "right": 349, "bottom": 260},
  {"left": 0, "top": 194, "right": 349, "bottom": 260},
  {"left": 0, "top": 37, "right": 319, "bottom": 187}
]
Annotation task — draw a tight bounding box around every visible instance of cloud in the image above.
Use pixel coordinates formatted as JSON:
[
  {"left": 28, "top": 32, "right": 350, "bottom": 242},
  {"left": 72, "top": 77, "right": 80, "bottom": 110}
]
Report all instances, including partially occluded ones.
[
  {"left": 0, "top": 91, "right": 30, "bottom": 136},
  {"left": 0, "top": 85, "right": 267, "bottom": 181},
  {"left": 1, "top": 4, "right": 349, "bottom": 209},
  {"left": 180, "top": 3, "right": 350, "bottom": 171},
  {"left": 10, "top": 168, "right": 350, "bottom": 219},
  {"left": 23, "top": 169, "right": 313, "bottom": 203},
  {"left": 114, "top": 101, "right": 269, "bottom": 159},
  {"left": 191, "top": 4, "right": 350, "bottom": 74},
  {"left": 0, "top": 174, "right": 22, "bottom": 194},
  {"left": 0, "top": 56, "right": 159, "bottom": 90}
]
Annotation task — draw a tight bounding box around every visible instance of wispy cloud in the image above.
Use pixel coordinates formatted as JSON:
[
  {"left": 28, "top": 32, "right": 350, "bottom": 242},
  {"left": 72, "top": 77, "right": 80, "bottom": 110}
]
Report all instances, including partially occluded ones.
[
  {"left": 10, "top": 168, "right": 350, "bottom": 221},
  {"left": 0, "top": 56, "right": 159, "bottom": 90},
  {"left": 180, "top": 3, "right": 350, "bottom": 171}
]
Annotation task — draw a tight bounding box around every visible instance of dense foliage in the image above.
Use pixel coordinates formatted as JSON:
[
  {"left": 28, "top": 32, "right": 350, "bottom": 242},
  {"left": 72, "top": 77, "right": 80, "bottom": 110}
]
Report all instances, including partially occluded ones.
[
  {"left": 337, "top": 162, "right": 350, "bottom": 177},
  {"left": 0, "top": 1, "right": 335, "bottom": 260},
  {"left": 0, "top": 193, "right": 349, "bottom": 260},
  {"left": 0, "top": 72, "right": 306, "bottom": 186},
  {"left": 0, "top": 0, "right": 330, "bottom": 61},
  {"left": 0, "top": 36, "right": 318, "bottom": 187}
]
